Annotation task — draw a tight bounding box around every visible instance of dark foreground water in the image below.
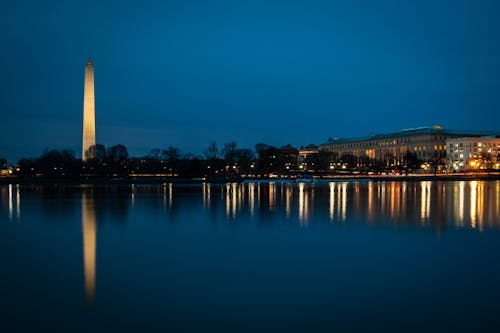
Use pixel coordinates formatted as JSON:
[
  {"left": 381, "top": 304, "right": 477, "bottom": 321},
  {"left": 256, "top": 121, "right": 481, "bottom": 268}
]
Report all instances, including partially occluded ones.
[{"left": 1, "top": 180, "right": 500, "bottom": 333}]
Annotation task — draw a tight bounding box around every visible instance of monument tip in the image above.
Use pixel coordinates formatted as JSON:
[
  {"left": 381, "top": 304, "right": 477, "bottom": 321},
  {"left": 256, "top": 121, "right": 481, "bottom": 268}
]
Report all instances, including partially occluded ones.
[{"left": 87, "top": 57, "right": 93, "bottom": 66}]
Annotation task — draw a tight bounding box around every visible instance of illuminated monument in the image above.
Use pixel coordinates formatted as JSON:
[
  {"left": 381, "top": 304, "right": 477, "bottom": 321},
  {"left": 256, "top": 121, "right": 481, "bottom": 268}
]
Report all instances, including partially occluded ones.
[{"left": 82, "top": 57, "right": 96, "bottom": 160}]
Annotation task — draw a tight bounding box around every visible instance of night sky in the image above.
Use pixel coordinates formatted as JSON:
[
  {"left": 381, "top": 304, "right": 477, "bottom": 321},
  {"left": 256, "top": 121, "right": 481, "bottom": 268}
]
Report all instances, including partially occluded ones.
[{"left": 1, "top": 0, "right": 499, "bottom": 162}]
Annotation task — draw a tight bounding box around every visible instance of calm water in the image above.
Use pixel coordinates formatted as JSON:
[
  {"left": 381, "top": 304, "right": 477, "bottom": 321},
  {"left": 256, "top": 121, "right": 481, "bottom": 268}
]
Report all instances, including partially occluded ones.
[{"left": 1, "top": 181, "right": 500, "bottom": 332}]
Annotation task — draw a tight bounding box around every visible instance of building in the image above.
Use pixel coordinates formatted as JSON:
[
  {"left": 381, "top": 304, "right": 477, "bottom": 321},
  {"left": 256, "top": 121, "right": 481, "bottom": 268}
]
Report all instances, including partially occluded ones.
[
  {"left": 447, "top": 137, "right": 500, "bottom": 171},
  {"left": 256, "top": 144, "right": 299, "bottom": 174},
  {"left": 82, "top": 58, "right": 96, "bottom": 160},
  {"left": 319, "top": 125, "right": 498, "bottom": 170},
  {"left": 298, "top": 144, "right": 319, "bottom": 172}
]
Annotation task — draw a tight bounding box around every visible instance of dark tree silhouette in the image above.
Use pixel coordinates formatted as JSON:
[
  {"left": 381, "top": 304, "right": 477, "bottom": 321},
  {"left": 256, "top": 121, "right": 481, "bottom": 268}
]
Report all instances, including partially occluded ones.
[
  {"left": 85, "top": 144, "right": 107, "bottom": 163},
  {"left": 107, "top": 144, "right": 128, "bottom": 162},
  {"left": 204, "top": 141, "right": 219, "bottom": 160}
]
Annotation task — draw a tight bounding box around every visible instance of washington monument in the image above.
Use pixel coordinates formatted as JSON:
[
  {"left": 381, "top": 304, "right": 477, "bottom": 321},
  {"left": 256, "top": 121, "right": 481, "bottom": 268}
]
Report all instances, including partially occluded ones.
[{"left": 82, "top": 57, "right": 96, "bottom": 160}]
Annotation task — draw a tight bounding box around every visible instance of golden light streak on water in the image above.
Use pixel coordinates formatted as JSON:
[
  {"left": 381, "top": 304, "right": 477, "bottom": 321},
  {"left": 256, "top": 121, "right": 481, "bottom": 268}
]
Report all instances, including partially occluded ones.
[
  {"left": 470, "top": 181, "right": 477, "bottom": 229},
  {"left": 248, "top": 182, "right": 255, "bottom": 215},
  {"left": 390, "top": 182, "right": 396, "bottom": 220},
  {"left": 82, "top": 192, "right": 96, "bottom": 304},
  {"left": 477, "top": 182, "right": 484, "bottom": 231},
  {"left": 169, "top": 183, "right": 173, "bottom": 210},
  {"left": 269, "top": 182, "right": 276, "bottom": 210},
  {"left": 420, "top": 182, "right": 431, "bottom": 221},
  {"left": 163, "top": 183, "right": 167, "bottom": 209},
  {"left": 206, "top": 183, "right": 211, "bottom": 208},
  {"left": 16, "top": 184, "right": 20, "bottom": 219},
  {"left": 286, "top": 185, "right": 292, "bottom": 219},
  {"left": 231, "top": 183, "right": 237, "bottom": 218},
  {"left": 340, "top": 182, "right": 347, "bottom": 221},
  {"left": 131, "top": 184, "right": 135, "bottom": 207},
  {"left": 8, "top": 184, "right": 13, "bottom": 220},
  {"left": 298, "top": 182, "right": 309, "bottom": 225},
  {"left": 329, "top": 182, "right": 335, "bottom": 222},
  {"left": 225, "top": 184, "right": 230, "bottom": 219},
  {"left": 458, "top": 181, "right": 465, "bottom": 226}
]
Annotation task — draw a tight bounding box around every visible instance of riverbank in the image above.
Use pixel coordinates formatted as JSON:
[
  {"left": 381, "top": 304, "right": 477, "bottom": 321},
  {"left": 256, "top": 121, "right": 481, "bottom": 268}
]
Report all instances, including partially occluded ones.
[{"left": 1, "top": 172, "right": 500, "bottom": 185}]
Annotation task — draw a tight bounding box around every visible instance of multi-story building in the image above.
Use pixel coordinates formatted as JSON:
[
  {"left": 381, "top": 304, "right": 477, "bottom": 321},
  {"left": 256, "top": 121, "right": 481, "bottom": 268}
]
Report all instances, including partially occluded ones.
[
  {"left": 319, "top": 125, "right": 498, "bottom": 169},
  {"left": 447, "top": 137, "right": 500, "bottom": 171},
  {"left": 298, "top": 144, "right": 319, "bottom": 172}
]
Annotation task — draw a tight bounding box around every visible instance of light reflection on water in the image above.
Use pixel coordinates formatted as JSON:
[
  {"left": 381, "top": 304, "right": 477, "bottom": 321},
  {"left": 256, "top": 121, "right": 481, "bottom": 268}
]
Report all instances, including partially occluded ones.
[
  {"left": 2, "top": 181, "right": 500, "bottom": 230},
  {"left": 82, "top": 191, "right": 96, "bottom": 304},
  {"left": 3, "top": 181, "right": 500, "bottom": 302},
  {"left": 2, "top": 180, "right": 500, "bottom": 332}
]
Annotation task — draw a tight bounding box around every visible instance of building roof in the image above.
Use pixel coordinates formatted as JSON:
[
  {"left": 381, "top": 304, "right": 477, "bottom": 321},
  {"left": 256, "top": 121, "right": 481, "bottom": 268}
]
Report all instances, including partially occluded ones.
[{"left": 320, "top": 126, "right": 500, "bottom": 146}]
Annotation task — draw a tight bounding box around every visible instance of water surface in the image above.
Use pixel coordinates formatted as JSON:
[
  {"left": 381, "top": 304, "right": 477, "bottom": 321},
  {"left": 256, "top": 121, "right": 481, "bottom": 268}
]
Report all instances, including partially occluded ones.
[{"left": 1, "top": 181, "right": 500, "bottom": 332}]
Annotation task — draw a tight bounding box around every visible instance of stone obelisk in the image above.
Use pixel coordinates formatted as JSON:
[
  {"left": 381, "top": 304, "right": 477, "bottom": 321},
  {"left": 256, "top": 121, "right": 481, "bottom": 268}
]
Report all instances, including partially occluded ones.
[{"left": 82, "top": 57, "right": 96, "bottom": 160}]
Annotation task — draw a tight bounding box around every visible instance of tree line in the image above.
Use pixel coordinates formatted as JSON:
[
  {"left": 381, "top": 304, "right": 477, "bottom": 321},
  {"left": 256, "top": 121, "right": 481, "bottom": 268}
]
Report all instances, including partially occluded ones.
[{"left": 3, "top": 141, "right": 437, "bottom": 180}]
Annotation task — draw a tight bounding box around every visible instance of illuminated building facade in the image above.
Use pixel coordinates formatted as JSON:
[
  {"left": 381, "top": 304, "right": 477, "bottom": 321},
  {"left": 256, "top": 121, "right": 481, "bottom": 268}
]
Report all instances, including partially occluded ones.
[
  {"left": 298, "top": 144, "right": 319, "bottom": 171},
  {"left": 318, "top": 125, "right": 497, "bottom": 168},
  {"left": 447, "top": 137, "right": 500, "bottom": 171},
  {"left": 82, "top": 58, "right": 96, "bottom": 160}
]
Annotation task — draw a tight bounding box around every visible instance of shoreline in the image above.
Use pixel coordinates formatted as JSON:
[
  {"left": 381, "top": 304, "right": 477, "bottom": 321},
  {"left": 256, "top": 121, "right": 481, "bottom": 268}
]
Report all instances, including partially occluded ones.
[{"left": 1, "top": 172, "right": 500, "bottom": 185}]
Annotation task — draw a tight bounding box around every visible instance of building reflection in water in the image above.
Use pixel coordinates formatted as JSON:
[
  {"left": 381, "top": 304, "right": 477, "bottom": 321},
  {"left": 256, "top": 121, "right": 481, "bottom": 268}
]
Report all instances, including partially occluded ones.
[
  {"left": 269, "top": 182, "right": 276, "bottom": 211},
  {"left": 8, "top": 184, "right": 12, "bottom": 220},
  {"left": 82, "top": 191, "right": 96, "bottom": 304},
  {"left": 225, "top": 183, "right": 241, "bottom": 219},
  {"left": 329, "top": 182, "right": 335, "bottom": 221},
  {"left": 285, "top": 184, "right": 292, "bottom": 219},
  {"left": 7, "top": 184, "right": 21, "bottom": 221},
  {"left": 454, "top": 182, "right": 465, "bottom": 227},
  {"left": 327, "top": 182, "right": 347, "bottom": 222},
  {"left": 202, "top": 182, "right": 211, "bottom": 209},
  {"left": 248, "top": 182, "right": 255, "bottom": 215},
  {"left": 211, "top": 180, "right": 500, "bottom": 231},
  {"left": 469, "top": 181, "right": 485, "bottom": 231},
  {"left": 420, "top": 181, "right": 431, "bottom": 222},
  {"left": 298, "top": 182, "right": 310, "bottom": 225},
  {"left": 131, "top": 184, "right": 135, "bottom": 207},
  {"left": 340, "top": 182, "right": 347, "bottom": 221}
]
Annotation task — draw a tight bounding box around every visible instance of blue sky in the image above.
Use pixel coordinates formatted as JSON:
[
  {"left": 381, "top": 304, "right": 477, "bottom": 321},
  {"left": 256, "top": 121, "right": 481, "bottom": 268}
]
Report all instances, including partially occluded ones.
[{"left": 1, "top": 0, "right": 499, "bottom": 162}]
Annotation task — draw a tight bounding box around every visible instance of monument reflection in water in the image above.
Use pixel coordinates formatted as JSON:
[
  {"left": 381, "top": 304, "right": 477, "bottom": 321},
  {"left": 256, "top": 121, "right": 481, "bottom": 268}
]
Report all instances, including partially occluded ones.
[
  {"left": 81, "top": 191, "right": 96, "bottom": 304},
  {"left": 2, "top": 180, "right": 500, "bottom": 332}
]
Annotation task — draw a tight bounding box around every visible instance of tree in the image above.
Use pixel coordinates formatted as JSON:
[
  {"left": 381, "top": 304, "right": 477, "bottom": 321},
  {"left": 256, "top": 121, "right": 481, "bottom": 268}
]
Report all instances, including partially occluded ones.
[
  {"left": 221, "top": 142, "right": 237, "bottom": 163},
  {"left": 85, "top": 144, "right": 107, "bottom": 163},
  {"left": 150, "top": 148, "right": 160, "bottom": 159},
  {"left": 107, "top": 144, "right": 128, "bottom": 162},
  {"left": 234, "top": 148, "right": 255, "bottom": 174},
  {"left": 162, "top": 146, "right": 181, "bottom": 163},
  {"left": 37, "top": 149, "right": 80, "bottom": 177},
  {"left": 255, "top": 143, "right": 271, "bottom": 158},
  {"left": 161, "top": 146, "right": 181, "bottom": 174},
  {"left": 255, "top": 143, "right": 276, "bottom": 174},
  {"left": 106, "top": 144, "right": 129, "bottom": 176},
  {"left": 204, "top": 141, "right": 219, "bottom": 160},
  {"left": 17, "top": 158, "right": 37, "bottom": 176}
]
